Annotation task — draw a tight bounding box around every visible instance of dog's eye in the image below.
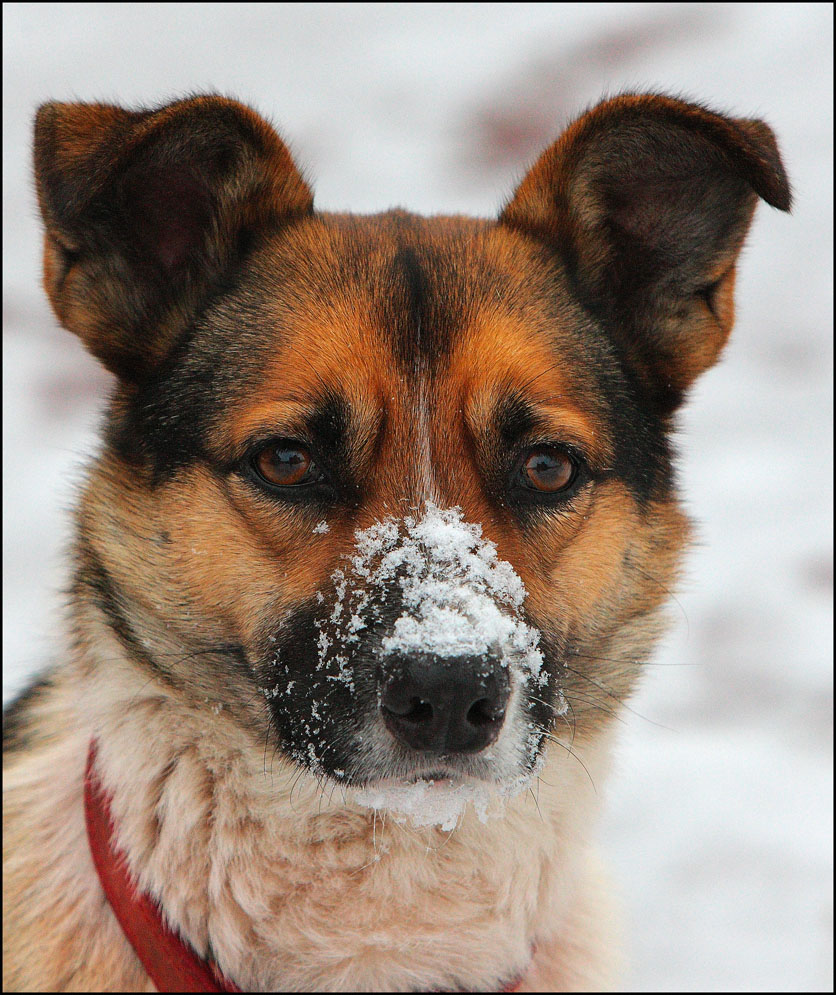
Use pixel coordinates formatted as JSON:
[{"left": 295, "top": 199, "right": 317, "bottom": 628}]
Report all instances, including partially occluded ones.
[
  {"left": 252, "top": 442, "right": 319, "bottom": 487},
  {"left": 519, "top": 446, "right": 578, "bottom": 493}
]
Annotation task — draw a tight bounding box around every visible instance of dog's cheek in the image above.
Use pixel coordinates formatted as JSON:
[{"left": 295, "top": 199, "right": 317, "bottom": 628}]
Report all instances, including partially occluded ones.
[
  {"left": 123, "top": 468, "right": 311, "bottom": 640},
  {"left": 521, "top": 483, "right": 690, "bottom": 738}
]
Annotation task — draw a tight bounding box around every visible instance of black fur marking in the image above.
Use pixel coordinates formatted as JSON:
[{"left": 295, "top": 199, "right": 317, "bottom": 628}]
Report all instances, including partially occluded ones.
[
  {"left": 259, "top": 599, "right": 377, "bottom": 782},
  {"left": 75, "top": 541, "right": 178, "bottom": 686},
  {"left": 306, "top": 390, "right": 357, "bottom": 499},
  {"left": 2, "top": 677, "right": 53, "bottom": 755},
  {"left": 592, "top": 340, "right": 674, "bottom": 505},
  {"left": 530, "top": 245, "right": 674, "bottom": 506},
  {"left": 308, "top": 391, "right": 348, "bottom": 443},
  {"left": 598, "top": 390, "right": 673, "bottom": 508},
  {"left": 106, "top": 223, "right": 283, "bottom": 483},
  {"left": 495, "top": 393, "right": 538, "bottom": 450},
  {"left": 383, "top": 216, "right": 461, "bottom": 369},
  {"left": 106, "top": 324, "right": 210, "bottom": 481},
  {"left": 391, "top": 245, "right": 428, "bottom": 367}
]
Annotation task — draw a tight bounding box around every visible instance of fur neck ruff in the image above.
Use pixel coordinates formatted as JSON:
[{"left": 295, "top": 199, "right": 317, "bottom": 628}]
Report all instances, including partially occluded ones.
[{"left": 84, "top": 740, "right": 527, "bottom": 992}]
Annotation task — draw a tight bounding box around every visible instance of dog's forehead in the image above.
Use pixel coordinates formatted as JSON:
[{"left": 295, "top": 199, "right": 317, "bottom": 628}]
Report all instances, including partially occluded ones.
[{"left": 219, "top": 210, "right": 608, "bottom": 432}]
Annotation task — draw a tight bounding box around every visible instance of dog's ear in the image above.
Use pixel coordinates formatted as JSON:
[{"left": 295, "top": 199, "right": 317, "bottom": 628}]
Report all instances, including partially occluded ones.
[
  {"left": 34, "top": 96, "right": 313, "bottom": 381},
  {"left": 500, "top": 94, "right": 790, "bottom": 412}
]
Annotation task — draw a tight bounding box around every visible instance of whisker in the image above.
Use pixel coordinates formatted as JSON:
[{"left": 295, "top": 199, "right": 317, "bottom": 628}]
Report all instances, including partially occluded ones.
[
  {"left": 569, "top": 650, "right": 694, "bottom": 668},
  {"left": 517, "top": 360, "right": 565, "bottom": 395},
  {"left": 630, "top": 563, "right": 690, "bottom": 633},
  {"left": 536, "top": 727, "right": 597, "bottom": 793},
  {"left": 560, "top": 692, "right": 624, "bottom": 724},
  {"left": 561, "top": 664, "right": 675, "bottom": 731},
  {"left": 528, "top": 785, "right": 544, "bottom": 822},
  {"left": 525, "top": 692, "right": 577, "bottom": 740}
]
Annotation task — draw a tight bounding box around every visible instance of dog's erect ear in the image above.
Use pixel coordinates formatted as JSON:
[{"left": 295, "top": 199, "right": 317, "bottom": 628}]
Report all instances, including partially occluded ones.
[
  {"left": 34, "top": 96, "right": 313, "bottom": 381},
  {"left": 500, "top": 94, "right": 790, "bottom": 412}
]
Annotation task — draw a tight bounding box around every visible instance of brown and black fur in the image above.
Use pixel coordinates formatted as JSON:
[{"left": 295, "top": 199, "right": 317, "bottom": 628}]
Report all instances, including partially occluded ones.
[{"left": 3, "top": 93, "right": 789, "bottom": 991}]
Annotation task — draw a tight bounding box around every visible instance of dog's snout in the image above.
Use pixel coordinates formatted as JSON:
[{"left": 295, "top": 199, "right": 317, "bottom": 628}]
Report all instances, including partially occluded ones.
[{"left": 379, "top": 654, "right": 510, "bottom": 754}]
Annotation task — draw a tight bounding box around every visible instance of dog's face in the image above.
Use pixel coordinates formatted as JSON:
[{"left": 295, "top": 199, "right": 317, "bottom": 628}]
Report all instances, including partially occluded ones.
[
  {"left": 34, "top": 96, "right": 789, "bottom": 800},
  {"left": 131, "top": 214, "right": 680, "bottom": 791}
]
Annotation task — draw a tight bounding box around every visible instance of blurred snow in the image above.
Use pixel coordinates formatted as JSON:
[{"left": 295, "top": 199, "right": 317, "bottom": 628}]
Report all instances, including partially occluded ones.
[{"left": 2, "top": 4, "right": 832, "bottom": 991}]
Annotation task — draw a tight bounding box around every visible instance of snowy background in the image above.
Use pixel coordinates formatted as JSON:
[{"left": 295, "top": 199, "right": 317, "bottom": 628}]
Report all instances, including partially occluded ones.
[{"left": 3, "top": 4, "right": 832, "bottom": 991}]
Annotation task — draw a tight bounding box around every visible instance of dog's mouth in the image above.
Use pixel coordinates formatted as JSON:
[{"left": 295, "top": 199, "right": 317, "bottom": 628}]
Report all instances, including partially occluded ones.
[
  {"left": 350, "top": 771, "right": 508, "bottom": 832},
  {"left": 368, "top": 769, "right": 464, "bottom": 789},
  {"left": 405, "top": 768, "right": 454, "bottom": 783},
  {"left": 345, "top": 743, "right": 512, "bottom": 790}
]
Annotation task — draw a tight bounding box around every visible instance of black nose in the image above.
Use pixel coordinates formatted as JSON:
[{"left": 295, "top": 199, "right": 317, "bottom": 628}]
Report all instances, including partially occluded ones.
[{"left": 379, "top": 653, "right": 510, "bottom": 755}]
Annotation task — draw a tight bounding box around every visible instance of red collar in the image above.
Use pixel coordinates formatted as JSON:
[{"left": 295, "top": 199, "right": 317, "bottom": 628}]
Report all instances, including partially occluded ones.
[
  {"left": 85, "top": 741, "right": 240, "bottom": 992},
  {"left": 85, "top": 740, "right": 527, "bottom": 993}
]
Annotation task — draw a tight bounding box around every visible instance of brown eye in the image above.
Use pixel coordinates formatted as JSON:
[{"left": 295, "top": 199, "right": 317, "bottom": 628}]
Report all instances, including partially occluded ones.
[
  {"left": 254, "top": 442, "right": 315, "bottom": 487},
  {"left": 521, "top": 447, "right": 577, "bottom": 493}
]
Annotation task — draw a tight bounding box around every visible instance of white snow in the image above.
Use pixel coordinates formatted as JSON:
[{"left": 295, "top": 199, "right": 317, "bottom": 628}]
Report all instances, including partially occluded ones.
[
  {"left": 3, "top": 6, "right": 831, "bottom": 991},
  {"left": 342, "top": 504, "right": 548, "bottom": 685}
]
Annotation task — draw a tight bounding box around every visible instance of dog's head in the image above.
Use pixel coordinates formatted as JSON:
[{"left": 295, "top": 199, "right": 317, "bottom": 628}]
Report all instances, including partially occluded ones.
[{"left": 34, "top": 95, "right": 788, "bottom": 804}]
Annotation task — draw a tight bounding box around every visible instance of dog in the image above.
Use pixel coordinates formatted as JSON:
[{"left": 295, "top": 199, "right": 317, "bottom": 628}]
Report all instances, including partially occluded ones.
[{"left": 3, "top": 92, "right": 789, "bottom": 992}]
